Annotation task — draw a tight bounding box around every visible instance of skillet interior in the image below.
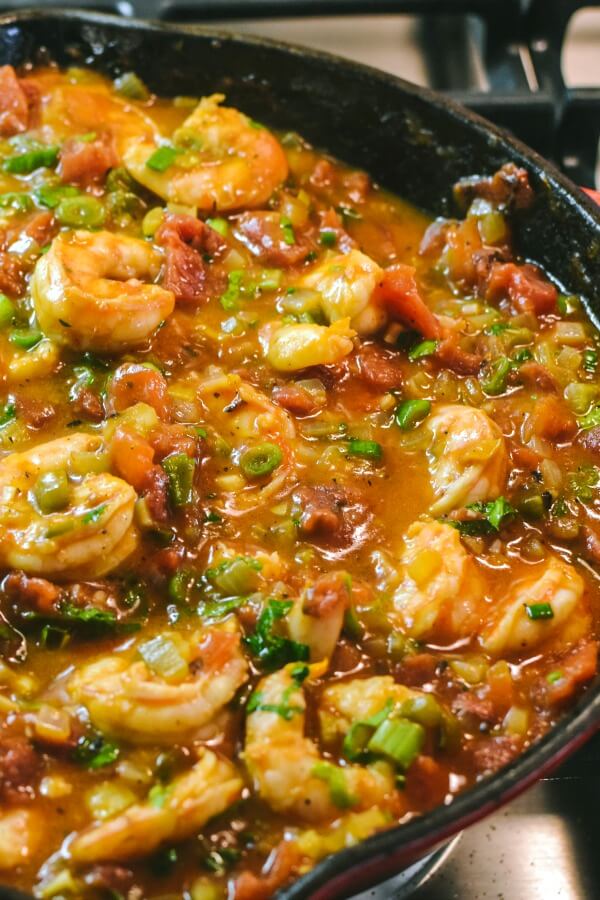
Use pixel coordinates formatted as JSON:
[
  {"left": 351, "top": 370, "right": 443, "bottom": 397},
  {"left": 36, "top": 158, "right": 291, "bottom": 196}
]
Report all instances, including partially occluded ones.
[{"left": 0, "top": 10, "right": 599, "bottom": 899}]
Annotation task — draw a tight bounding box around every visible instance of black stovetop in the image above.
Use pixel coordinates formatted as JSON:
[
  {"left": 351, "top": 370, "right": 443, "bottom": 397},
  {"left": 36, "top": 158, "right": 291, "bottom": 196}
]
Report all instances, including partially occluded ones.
[{"left": 412, "top": 733, "right": 600, "bottom": 899}]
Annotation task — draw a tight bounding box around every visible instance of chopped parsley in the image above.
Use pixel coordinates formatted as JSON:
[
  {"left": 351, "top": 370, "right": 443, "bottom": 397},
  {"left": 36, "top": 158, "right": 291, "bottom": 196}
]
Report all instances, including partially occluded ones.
[
  {"left": 448, "top": 497, "right": 516, "bottom": 535},
  {"left": 73, "top": 731, "right": 120, "bottom": 769},
  {"left": 244, "top": 599, "right": 309, "bottom": 670}
]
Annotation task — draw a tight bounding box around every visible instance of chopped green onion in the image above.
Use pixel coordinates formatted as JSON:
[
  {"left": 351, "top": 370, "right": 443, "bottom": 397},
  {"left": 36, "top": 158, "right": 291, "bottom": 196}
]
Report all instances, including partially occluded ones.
[
  {"left": 0, "top": 192, "right": 33, "bottom": 213},
  {"left": 55, "top": 195, "right": 105, "bottom": 228},
  {"left": 399, "top": 694, "right": 442, "bottom": 728},
  {"left": 113, "top": 71, "right": 150, "bottom": 101},
  {"left": 481, "top": 357, "right": 512, "bottom": 395},
  {"left": 0, "top": 401, "right": 16, "bottom": 428},
  {"left": 82, "top": 503, "right": 107, "bottom": 525},
  {"left": 578, "top": 405, "right": 600, "bottom": 430},
  {"left": 525, "top": 602, "right": 554, "bottom": 620},
  {"left": 146, "top": 145, "right": 179, "bottom": 173},
  {"left": 9, "top": 329, "right": 42, "bottom": 350},
  {"left": 319, "top": 228, "right": 337, "bottom": 248},
  {"left": 34, "top": 470, "right": 70, "bottom": 515},
  {"left": 557, "top": 294, "right": 580, "bottom": 316},
  {"left": 347, "top": 438, "right": 382, "bottom": 460},
  {"left": 205, "top": 555, "right": 262, "bottom": 596},
  {"left": 311, "top": 762, "right": 356, "bottom": 809},
  {"left": 239, "top": 442, "right": 283, "bottom": 479},
  {"left": 367, "top": 717, "right": 425, "bottom": 769},
  {"left": 147, "top": 782, "right": 172, "bottom": 809},
  {"left": 206, "top": 217, "right": 229, "bottom": 237},
  {"left": 280, "top": 215, "right": 295, "bottom": 246},
  {"left": 408, "top": 339, "right": 438, "bottom": 361},
  {"left": 162, "top": 452, "right": 195, "bottom": 506},
  {"left": 583, "top": 349, "right": 598, "bottom": 373},
  {"left": 518, "top": 494, "right": 546, "bottom": 520},
  {"left": 167, "top": 569, "right": 195, "bottom": 604},
  {"left": 343, "top": 722, "right": 377, "bottom": 761},
  {"left": 486, "top": 321, "right": 509, "bottom": 335},
  {"left": 478, "top": 210, "right": 507, "bottom": 244},
  {"left": 342, "top": 700, "right": 394, "bottom": 761},
  {"left": 0, "top": 294, "right": 15, "bottom": 328},
  {"left": 220, "top": 270, "right": 244, "bottom": 311},
  {"left": 512, "top": 348, "right": 533, "bottom": 364},
  {"left": 258, "top": 269, "right": 282, "bottom": 292},
  {"left": 35, "top": 183, "right": 80, "bottom": 209},
  {"left": 3, "top": 145, "right": 59, "bottom": 174},
  {"left": 40, "top": 623, "right": 70, "bottom": 650},
  {"left": 142, "top": 206, "right": 164, "bottom": 237},
  {"left": 394, "top": 398, "right": 431, "bottom": 431},
  {"left": 138, "top": 635, "right": 189, "bottom": 682},
  {"left": 73, "top": 731, "right": 120, "bottom": 769},
  {"left": 547, "top": 670, "right": 563, "bottom": 684}
]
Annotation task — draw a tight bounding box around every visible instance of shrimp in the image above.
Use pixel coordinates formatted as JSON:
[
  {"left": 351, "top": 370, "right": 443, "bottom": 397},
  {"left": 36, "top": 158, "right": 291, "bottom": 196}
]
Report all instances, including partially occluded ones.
[
  {"left": 0, "top": 433, "right": 137, "bottom": 579},
  {"left": 481, "top": 556, "right": 588, "bottom": 656},
  {"left": 0, "top": 808, "right": 41, "bottom": 869},
  {"left": 421, "top": 404, "right": 508, "bottom": 514},
  {"left": 244, "top": 663, "right": 398, "bottom": 823},
  {"left": 265, "top": 319, "right": 356, "bottom": 372},
  {"left": 392, "top": 519, "right": 485, "bottom": 642},
  {"left": 68, "top": 749, "right": 242, "bottom": 864},
  {"left": 42, "top": 82, "right": 157, "bottom": 154},
  {"left": 299, "top": 249, "right": 386, "bottom": 336},
  {"left": 31, "top": 231, "right": 174, "bottom": 353},
  {"left": 69, "top": 622, "right": 248, "bottom": 744},
  {"left": 124, "top": 94, "right": 288, "bottom": 212},
  {"left": 197, "top": 372, "right": 297, "bottom": 511},
  {"left": 319, "top": 676, "right": 418, "bottom": 744}
]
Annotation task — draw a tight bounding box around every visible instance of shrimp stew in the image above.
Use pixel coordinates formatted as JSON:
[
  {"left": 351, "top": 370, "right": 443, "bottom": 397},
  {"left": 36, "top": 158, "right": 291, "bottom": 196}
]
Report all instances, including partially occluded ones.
[{"left": 0, "top": 63, "right": 598, "bottom": 900}]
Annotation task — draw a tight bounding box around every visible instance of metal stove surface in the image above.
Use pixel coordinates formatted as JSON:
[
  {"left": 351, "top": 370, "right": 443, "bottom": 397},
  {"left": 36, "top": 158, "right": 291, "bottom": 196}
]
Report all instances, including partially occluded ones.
[{"left": 342, "top": 734, "right": 600, "bottom": 900}]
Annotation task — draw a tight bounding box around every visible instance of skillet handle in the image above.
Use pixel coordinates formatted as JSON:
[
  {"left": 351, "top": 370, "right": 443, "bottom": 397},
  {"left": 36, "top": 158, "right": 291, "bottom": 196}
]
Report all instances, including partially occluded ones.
[{"left": 583, "top": 187, "right": 600, "bottom": 205}]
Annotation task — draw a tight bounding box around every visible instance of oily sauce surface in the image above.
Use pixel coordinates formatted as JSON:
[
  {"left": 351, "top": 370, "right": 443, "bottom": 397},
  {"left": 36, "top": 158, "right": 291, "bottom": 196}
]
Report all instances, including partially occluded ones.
[{"left": 0, "top": 64, "right": 598, "bottom": 899}]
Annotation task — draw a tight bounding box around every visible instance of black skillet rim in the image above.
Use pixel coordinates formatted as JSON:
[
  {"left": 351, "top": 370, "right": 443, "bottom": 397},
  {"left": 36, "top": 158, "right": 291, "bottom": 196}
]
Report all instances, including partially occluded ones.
[{"left": 0, "top": 10, "right": 598, "bottom": 900}]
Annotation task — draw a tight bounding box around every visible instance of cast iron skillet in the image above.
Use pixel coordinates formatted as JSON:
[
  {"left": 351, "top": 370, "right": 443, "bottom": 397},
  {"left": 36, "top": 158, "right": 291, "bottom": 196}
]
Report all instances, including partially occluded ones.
[{"left": 1, "top": 10, "right": 600, "bottom": 900}]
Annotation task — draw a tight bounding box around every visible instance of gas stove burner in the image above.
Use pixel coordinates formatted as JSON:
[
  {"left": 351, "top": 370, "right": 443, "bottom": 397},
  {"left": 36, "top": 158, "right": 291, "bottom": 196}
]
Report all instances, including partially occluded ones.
[{"left": 350, "top": 835, "right": 462, "bottom": 899}]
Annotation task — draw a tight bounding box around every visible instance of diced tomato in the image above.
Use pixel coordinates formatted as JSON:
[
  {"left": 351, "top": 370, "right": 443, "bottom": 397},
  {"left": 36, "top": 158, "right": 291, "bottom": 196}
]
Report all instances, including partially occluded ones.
[
  {"left": 148, "top": 422, "right": 197, "bottom": 460},
  {"left": 0, "top": 66, "right": 30, "bottom": 136},
  {"left": 376, "top": 263, "right": 442, "bottom": 339},
  {"left": 303, "top": 570, "right": 350, "bottom": 618},
  {"left": 4, "top": 572, "right": 61, "bottom": 614},
  {"left": 197, "top": 629, "right": 240, "bottom": 673},
  {"left": 59, "top": 132, "right": 118, "bottom": 186},
  {"left": 532, "top": 394, "right": 577, "bottom": 442},
  {"left": 272, "top": 383, "right": 319, "bottom": 416},
  {"left": 0, "top": 252, "right": 24, "bottom": 297},
  {"left": 405, "top": 754, "right": 449, "bottom": 810},
  {"left": 353, "top": 342, "right": 405, "bottom": 389},
  {"left": 233, "top": 841, "right": 301, "bottom": 900},
  {"left": 435, "top": 334, "right": 482, "bottom": 375},
  {"left": 156, "top": 213, "right": 226, "bottom": 305},
  {"left": 487, "top": 261, "right": 557, "bottom": 315},
  {"left": 541, "top": 640, "right": 598, "bottom": 706},
  {"left": 24, "top": 211, "right": 56, "bottom": 247},
  {"left": 106, "top": 363, "right": 171, "bottom": 420},
  {"left": 110, "top": 425, "right": 156, "bottom": 492},
  {"left": 234, "top": 210, "right": 314, "bottom": 266}
]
